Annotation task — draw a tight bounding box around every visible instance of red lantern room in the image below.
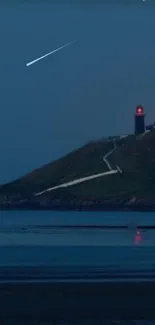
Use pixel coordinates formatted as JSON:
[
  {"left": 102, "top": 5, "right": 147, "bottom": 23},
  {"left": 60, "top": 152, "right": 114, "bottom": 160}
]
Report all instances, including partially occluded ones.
[{"left": 136, "top": 105, "right": 144, "bottom": 116}]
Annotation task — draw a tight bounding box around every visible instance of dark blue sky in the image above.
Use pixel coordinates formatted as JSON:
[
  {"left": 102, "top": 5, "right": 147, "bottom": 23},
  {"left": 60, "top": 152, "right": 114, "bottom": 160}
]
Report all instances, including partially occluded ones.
[{"left": 0, "top": 1, "right": 155, "bottom": 183}]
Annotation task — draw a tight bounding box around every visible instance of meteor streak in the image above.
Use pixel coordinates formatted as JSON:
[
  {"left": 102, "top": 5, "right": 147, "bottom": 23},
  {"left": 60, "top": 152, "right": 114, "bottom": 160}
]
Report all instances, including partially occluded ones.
[{"left": 26, "top": 40, "right": 75, "bottom": 67}]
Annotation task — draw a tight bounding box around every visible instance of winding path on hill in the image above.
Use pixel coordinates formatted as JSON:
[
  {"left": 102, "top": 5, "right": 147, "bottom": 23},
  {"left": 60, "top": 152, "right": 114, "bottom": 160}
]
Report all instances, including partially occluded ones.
[
  {"left": 35, "top": 140, "right": 121, "bottom": 196},
  {"left": 103, "top": 139, "right": 117, "bottom": 170}
]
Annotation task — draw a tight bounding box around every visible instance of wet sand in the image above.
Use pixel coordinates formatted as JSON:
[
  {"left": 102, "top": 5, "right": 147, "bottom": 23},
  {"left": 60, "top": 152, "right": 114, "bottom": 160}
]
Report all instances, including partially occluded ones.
[
  {"left": 0, "top": 227, "right": 154, "bottom": 323},
  {"left": 0, "top": 246, "right": 155, "bottom": 269},
  {"left": 0, "top": 281, "right": 155, "bottom": 323},
  {"left": 0, "top": 227, "right": 154, "bottom": 246}
]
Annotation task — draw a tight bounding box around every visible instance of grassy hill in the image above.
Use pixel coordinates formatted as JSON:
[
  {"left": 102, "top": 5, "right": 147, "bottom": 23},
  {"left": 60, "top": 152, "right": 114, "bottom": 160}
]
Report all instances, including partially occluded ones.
[
  {"left": 0, "top": 139, "right": 113, "bottom": 197},
  {"left": 0, "top": 129, "right": 155, "bottom": 210}
]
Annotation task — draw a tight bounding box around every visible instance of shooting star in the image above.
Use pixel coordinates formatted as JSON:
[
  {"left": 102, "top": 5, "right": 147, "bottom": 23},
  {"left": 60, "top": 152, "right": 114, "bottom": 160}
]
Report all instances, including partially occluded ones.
[{"left": 26, "top": 40, "right": 75, "bottom": 67}]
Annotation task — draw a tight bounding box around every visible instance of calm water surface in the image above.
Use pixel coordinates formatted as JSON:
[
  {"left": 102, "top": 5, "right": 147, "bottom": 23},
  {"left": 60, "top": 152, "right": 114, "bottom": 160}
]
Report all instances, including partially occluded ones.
[
  {"left": 0, "top": 211, "right": 154, "bottom": 267},
  {"left": 0, "top": 210, "right": 155, "bottom": 227}
]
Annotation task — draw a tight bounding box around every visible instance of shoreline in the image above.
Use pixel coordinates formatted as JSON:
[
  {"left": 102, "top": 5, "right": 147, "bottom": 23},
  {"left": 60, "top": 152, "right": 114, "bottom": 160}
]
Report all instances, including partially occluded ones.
[
  {"left": 0, "top": 224, "right": 155, "bottom": 229},
  {"left": 1, "top": 202, "right": 155, "bottom": 212}
]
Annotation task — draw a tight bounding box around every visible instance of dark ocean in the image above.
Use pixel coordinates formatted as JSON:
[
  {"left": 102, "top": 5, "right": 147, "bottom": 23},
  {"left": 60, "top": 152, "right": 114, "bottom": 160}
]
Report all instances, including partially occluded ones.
[{"left": 1, "top": 210, "right": 155, "bottom": 227}]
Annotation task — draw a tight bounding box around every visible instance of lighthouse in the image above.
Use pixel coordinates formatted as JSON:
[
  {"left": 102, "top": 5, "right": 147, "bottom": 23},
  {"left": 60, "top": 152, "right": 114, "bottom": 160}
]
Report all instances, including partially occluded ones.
[{"left": 135, "top": 105, "right": 145, "bottom": 134}]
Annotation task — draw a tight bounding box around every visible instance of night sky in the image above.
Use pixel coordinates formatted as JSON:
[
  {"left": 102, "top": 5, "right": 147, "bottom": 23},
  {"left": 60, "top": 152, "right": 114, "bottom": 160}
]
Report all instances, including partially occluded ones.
[{"left": 0, "top": 1, "right": 155, "bottom": 183}]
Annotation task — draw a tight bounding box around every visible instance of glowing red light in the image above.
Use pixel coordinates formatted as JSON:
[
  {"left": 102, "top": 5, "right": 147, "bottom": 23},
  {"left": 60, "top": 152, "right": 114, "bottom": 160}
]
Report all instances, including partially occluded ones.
[{"left": 136, "top": 106, "right": 144, "bottom": 115}]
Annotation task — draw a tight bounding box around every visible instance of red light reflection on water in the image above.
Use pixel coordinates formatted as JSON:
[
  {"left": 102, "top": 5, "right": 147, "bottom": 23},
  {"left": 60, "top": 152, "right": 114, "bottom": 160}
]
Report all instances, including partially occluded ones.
[{"left": 135, "top": 230, "right": 142, "bottom": 245}]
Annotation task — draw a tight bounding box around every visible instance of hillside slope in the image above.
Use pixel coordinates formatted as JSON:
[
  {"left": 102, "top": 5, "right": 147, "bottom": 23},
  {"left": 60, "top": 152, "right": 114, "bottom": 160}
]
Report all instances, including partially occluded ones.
[
  {"left": 0, "top": 139, "right": 114, "bottom": 197},
  {"left": 0, "top": 130, "right": 155, "bottom": 210}
]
